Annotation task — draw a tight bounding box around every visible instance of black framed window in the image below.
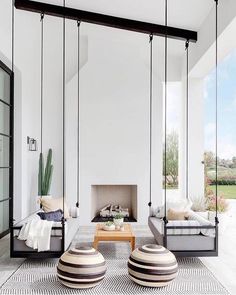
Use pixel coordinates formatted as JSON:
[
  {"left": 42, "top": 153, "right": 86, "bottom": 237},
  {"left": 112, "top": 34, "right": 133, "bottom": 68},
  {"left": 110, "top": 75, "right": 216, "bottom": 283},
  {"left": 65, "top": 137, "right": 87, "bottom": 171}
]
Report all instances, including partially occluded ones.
[{"left": 0, "top": 60, "right": 13, "bottom": 238}]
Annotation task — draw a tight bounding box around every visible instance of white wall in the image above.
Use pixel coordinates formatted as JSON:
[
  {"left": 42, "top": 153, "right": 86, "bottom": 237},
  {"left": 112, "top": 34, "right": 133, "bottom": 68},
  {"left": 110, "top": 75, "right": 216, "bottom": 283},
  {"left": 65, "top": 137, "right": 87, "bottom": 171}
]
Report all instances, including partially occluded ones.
[
  {"left": 65, "top": 62, "right": 79, "bottom": 208},
  {"left": 15, "top": 10, "right": 41, "bottom": 218},
  {"left": 179, "top": 71, "right": 205, "bottom": 200},
  {"left": 64, "top": 25, "right": 167, "bottom": 225},
  {"left": 189, "top": 79, "right": 205, "bottom": 199}
]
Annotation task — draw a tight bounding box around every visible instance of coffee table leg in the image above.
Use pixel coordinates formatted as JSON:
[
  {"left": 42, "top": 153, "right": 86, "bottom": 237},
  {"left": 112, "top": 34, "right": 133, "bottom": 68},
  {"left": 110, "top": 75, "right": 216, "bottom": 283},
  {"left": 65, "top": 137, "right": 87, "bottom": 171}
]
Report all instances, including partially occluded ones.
[
  {"left": 93, "top": 237, "right": 98, "bottom": 250},
  {"left": 131, "top": 237, "right": 135, "bottom": 251}
]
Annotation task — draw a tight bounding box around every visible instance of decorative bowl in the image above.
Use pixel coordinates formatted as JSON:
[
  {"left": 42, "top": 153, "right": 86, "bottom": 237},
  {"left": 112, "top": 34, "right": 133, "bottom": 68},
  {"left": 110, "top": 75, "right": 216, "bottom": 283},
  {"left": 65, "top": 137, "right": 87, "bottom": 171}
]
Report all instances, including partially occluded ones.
[
  {"left": 103, "top": 221, "right": 116, "bottom": 231},
  {"left": 103, "top": 223, "right": 115, "bottom": 231}
]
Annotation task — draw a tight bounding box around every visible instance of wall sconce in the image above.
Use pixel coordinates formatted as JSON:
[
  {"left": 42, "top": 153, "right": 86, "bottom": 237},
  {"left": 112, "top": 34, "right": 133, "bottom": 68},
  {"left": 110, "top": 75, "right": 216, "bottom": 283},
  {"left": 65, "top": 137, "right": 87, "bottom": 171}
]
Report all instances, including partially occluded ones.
[{"left": 27, "top": 136, "right": 37, "bottom": 151}]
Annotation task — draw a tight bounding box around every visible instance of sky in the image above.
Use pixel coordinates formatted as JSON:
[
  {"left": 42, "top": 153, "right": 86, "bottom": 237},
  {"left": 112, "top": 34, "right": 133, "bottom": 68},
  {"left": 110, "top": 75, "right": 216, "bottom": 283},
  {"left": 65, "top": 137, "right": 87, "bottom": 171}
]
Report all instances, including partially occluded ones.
[
  {"left": 204, "top": 49, "right": 236, "bottom": 160},
  {"left": 165, "top": 50, "right": 236, "bottom": 161}
]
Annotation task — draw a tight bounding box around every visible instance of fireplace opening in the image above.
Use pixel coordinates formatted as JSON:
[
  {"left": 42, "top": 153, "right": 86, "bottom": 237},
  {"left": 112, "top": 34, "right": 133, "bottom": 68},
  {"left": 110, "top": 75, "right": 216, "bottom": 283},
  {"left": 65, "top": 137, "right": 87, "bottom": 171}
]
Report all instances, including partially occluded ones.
[{"left": 91, "top": 185, "right": 137, "bottom": 222}]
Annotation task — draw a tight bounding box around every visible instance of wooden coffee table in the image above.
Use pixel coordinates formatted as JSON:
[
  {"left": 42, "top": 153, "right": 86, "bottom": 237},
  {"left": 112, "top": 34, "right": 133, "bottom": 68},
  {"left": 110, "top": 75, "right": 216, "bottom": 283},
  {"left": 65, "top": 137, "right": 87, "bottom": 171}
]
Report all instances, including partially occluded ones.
[{"left": 93, "top": 224, "right": 135, "bottom": 251}]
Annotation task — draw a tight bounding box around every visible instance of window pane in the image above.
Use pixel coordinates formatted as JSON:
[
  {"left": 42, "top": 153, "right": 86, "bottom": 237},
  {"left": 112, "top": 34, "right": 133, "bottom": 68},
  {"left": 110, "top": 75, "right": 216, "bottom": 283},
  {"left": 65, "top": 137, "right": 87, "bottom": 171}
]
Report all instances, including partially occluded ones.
[
  {"left": 0, "top": 169, "right": 9, "bottom": 200},
  {"left": 0, "top": 68, "right": 10, "bottom": 104},
  {"left": 0, "top": 102, "right": 9, "bottom": 135},
  {"left": 0, "top": 135, "right": 9, "bottom": 167},
  {"left": 0, "top": 200, "right": 9, "bottom": 233},
  {"left": 204, "top": 50, "right": 236, "bottom": 204}
]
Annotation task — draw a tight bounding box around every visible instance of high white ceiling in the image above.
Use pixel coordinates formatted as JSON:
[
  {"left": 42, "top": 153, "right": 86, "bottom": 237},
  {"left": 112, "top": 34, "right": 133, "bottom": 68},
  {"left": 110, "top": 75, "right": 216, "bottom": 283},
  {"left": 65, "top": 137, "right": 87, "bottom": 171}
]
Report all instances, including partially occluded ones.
[
  {"left": 36, "top": 0, "right": 214, "bottom": 31},
  {"left": 0, "top": 0, "right": 218, "bottom": 84},
  {"left": 13, "top": 0, "right": 214, "bottom": 82}
]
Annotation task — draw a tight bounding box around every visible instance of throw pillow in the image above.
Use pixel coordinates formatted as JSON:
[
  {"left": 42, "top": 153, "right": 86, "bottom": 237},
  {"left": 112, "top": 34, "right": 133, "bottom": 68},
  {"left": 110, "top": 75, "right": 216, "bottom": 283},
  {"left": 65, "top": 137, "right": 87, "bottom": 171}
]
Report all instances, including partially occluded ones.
[
  {"left": 153, "top": 199, "right": 193, "bottom": 219},
  {"left": 153, "top": 205, "right": 164, "bottom": 218},
  {"left": 40, "top": 196, "right": 70, "bottom": 219},
  {"left": 167, "top": 199, "right": 193, "bottom": 212},
  {"left": 37, "top": 209, "right": 63, "bottom": 222},
  {"left": 167, "top": 208, "right": 189, "bottom": 220}
]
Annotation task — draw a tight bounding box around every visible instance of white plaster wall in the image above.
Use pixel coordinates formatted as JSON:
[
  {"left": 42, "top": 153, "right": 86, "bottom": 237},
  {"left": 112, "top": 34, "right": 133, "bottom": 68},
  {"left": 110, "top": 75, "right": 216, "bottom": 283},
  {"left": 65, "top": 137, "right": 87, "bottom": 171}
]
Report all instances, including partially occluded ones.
[
  {"left": 15, "top": 10, "right": 41, "bottom": 218},
  {"left": 179, "top": 46, "right": 205, "bottom": 201},
  {"left": 188, "top": 79, "right": 205, "bottom": 199},
  {"left": 179, "top": 68, "right": 187, "bottom": 199},
  {"left": 79, "top": 29, "right": 150, "bottom": 226},
  {"left": 65, "top": 25, "right": 166, "bottom": 225},
  {"left": 65, "top": 63, "right": 78, "bottom": 208},
  {"left": 42, "top": 16, "right": 63, "bottom": 200}
]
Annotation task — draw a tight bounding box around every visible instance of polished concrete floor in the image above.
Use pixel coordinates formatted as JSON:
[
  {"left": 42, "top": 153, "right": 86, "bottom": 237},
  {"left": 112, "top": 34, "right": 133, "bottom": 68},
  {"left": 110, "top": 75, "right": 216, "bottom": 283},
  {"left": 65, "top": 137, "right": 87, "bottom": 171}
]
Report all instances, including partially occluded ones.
[
  {"left": 1, "top": 201, "right": 236, "bottom": 294},
  {"left": 0, "top": 234, "right": 24, "bottom": 287},
  {"left": 200, "top": 200, "right": 236, "bottom": 295}
]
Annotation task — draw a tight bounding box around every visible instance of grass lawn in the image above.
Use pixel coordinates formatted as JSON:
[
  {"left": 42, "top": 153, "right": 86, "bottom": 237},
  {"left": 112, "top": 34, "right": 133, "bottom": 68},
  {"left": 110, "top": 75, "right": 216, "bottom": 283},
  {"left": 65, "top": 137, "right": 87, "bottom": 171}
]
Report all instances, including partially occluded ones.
[{"left": 210, "top": 185, "right": 236, "bottom": 199}]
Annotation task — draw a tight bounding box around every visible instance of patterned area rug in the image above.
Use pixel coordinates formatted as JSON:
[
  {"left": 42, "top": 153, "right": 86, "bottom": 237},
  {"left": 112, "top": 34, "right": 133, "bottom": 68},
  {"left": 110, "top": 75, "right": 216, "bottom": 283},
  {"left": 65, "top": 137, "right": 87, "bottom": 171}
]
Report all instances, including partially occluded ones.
[{"left": 0, "top": 237, "right": 229, "bottom": 295}]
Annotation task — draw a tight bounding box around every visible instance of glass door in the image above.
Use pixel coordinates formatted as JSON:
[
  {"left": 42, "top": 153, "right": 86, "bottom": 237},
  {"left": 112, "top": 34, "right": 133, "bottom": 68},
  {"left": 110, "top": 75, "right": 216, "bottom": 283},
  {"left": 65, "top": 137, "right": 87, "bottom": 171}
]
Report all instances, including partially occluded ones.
[{"left": 0, "top": 60, "right": 13, "bottom": 238}]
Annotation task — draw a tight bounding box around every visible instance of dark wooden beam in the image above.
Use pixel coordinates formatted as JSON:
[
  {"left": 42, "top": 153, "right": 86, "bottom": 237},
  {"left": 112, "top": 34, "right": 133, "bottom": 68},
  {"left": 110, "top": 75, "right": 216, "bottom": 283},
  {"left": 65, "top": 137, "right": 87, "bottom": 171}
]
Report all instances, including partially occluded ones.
[{"left": 15, "top": 0, "right": 197, "bottom": 42}]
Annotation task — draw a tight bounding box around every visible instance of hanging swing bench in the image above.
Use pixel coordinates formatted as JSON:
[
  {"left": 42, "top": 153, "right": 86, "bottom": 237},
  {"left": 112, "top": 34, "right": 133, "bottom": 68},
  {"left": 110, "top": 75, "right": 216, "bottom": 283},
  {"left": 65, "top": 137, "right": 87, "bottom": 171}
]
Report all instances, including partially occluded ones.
[
  {"left": 10, "top": 3, "right": 81, "bottom": 258},
  {"left": 148, "top": 0, "right": 219, "bottom": 257}
]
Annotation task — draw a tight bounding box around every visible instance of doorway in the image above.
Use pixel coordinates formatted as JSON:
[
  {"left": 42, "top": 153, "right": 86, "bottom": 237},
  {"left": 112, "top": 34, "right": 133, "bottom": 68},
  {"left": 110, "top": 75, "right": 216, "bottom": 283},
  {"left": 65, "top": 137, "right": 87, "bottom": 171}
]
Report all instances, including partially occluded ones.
[{"left": 0, "top": 60, "right": 13, "bottom": 238}]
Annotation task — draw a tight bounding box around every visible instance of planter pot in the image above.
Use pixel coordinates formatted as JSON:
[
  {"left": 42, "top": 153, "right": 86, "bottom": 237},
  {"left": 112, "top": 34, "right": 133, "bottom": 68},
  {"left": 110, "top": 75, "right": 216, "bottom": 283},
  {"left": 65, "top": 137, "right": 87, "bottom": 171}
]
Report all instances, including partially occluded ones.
[
  {"left": 38, "top": 195, "right": 51, "bottom": 200},
  {"left": 37, "top": 195, "right": 52, "bottom": 209},
  {"left": 113, "top": 218, "right": 124, "bottom": 227},
  {"left": 103, "top": 224, "right": 115, "bottom": 231}
]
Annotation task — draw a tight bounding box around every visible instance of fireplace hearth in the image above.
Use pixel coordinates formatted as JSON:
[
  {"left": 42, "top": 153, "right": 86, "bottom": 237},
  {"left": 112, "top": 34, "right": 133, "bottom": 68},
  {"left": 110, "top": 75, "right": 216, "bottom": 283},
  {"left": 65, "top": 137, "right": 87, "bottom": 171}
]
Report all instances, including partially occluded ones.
[
  {"left": 91, "top": 185, "right": 137, "bottom": 222},
  {"left": 91, "top": 215, "right": 137, "bottom": 223}
]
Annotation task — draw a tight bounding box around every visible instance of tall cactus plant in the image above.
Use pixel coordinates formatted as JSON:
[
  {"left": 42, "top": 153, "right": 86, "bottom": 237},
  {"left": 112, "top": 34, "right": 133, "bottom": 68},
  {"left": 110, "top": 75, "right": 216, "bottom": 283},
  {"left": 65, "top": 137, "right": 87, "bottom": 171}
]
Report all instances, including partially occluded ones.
[{"left": 38, "top": 149, "right": 53, "bottom": 196}]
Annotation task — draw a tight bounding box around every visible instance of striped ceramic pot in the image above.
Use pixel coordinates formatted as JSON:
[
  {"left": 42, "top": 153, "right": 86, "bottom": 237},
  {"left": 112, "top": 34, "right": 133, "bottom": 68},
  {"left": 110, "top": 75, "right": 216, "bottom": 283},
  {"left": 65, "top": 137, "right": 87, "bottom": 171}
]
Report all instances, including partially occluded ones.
[
  {"left": 127, "top": 244, "right": 178, "bottom": 287},
  {"left": 57, "top": 246, "right": 106, "bottom": 289}
]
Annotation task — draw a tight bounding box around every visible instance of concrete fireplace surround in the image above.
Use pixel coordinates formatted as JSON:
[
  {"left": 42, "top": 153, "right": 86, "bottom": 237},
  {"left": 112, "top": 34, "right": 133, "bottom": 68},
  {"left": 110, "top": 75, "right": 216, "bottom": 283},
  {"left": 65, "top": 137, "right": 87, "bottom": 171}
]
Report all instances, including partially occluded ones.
[{"left": 91, "top": 185, "right": 138, "bottom": 221}]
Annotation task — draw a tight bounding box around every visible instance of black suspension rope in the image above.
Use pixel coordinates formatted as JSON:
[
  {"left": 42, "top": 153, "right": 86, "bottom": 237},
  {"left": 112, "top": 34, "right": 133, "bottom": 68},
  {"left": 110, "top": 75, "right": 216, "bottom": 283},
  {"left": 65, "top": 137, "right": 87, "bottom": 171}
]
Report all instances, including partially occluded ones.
[
  {"left": 185, "top": 40, "right": 189, "bottom": 200},
  {"left": 62, "top": 0, "right": 66, "bottom": 222},
  {"left": 163, "top": 0, "right": 168, "bottom": 224},
  {"left": 76, "top": 20, "right": 81, "bottom": 208},
  {"left": 148, "top": 33, "right": 153, "bottom": 210},
  {"left": 215, "top": 0, "right": 219, "bottom": 223},
  {"left": 40, "top": 13, "right": 44, "bottom": 199}
]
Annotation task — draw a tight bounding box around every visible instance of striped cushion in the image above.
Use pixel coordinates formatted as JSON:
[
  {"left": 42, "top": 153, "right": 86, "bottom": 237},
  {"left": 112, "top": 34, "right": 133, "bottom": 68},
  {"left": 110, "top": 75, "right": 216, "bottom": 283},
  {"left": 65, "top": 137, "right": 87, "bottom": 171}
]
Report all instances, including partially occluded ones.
[
  {"left": 167, "top": 220, "right": 201, "bottom": 235},
  {"left": 57, "top": 247, "right": 106, "bottom": 289},
  {"left": 127, "top": 244, "right": 178, "bottom": 287}
]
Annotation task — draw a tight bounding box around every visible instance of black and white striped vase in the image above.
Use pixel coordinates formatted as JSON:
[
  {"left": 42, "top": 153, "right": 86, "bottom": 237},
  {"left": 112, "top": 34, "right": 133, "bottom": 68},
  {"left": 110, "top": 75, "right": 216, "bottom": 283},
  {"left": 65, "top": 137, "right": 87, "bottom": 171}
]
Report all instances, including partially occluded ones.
[
  {"left": 127, "top": 244, "right": 178, "bottom": 287},
  {"left": 57, "top": 246, "right": 107, "bottom": 289}
]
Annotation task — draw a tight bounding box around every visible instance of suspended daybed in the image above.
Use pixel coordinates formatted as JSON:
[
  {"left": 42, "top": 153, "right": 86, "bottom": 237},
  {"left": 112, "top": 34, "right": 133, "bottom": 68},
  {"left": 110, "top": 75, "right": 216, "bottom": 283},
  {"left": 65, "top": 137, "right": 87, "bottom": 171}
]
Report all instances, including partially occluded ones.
[
  {"left": 10, "top": 4, "right": 81, "bottom": 258},
  {"left": 148, "top": 0, "right": 219, "bottom": 257}
]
